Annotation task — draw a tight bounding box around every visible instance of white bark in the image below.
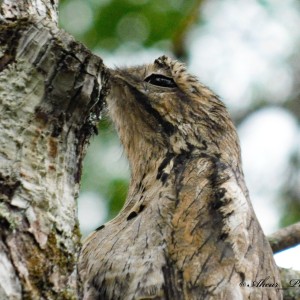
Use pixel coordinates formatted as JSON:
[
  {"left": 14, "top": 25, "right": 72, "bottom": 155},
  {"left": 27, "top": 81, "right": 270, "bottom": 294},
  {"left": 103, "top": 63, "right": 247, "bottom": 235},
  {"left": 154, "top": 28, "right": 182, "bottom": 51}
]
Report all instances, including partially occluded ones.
[
  {"left": 1, "top": 0, "right": 59, "bottom": 23},
  {"left": 0, "top": 1, "right": 108, "bottom": 299}
]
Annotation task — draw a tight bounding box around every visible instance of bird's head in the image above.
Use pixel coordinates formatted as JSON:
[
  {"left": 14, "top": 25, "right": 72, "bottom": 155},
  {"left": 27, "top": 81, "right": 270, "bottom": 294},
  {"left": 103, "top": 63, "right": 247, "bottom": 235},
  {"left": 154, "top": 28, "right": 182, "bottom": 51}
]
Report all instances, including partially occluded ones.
[{"left": 107, "top": 56, "right": 240, "bottom": 176}]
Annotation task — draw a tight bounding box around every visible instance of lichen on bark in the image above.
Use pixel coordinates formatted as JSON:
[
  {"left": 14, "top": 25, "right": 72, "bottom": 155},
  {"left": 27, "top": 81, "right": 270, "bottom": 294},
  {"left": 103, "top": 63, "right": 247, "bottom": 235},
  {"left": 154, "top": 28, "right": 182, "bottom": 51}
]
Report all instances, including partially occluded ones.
[{"left": 0, "top": 6, "right": 108, "bottom": 298}]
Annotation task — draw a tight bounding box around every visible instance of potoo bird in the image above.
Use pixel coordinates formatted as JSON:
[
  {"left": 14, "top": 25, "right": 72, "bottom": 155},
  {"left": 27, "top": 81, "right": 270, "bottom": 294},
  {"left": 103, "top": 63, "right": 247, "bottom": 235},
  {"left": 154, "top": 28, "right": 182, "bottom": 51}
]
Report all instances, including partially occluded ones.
[{"left": 79, "top": 56, "right": 282, "bottom": 299}]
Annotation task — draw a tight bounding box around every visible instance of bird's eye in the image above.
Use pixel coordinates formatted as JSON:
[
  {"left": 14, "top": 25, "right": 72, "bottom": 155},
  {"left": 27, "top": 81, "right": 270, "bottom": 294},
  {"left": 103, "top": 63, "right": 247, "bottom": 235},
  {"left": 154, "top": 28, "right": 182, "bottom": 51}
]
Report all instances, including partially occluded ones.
[{"left": 144, "top": 74, "right": 177, "bottom": 88}]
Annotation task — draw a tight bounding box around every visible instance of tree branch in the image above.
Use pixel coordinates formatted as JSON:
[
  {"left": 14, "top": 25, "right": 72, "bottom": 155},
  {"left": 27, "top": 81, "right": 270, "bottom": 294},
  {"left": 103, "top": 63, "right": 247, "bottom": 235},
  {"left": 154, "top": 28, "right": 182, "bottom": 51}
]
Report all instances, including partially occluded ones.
[{"left": 268, "top": 222, "right": 300, "bottom": 254}]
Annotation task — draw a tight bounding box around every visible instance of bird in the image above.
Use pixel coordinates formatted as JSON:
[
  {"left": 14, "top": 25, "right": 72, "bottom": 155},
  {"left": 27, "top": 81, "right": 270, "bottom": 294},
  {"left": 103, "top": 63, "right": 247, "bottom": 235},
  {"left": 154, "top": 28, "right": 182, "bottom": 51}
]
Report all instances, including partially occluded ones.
[{"left": 79, "top": 55, "right": 282, "bottom": 299}]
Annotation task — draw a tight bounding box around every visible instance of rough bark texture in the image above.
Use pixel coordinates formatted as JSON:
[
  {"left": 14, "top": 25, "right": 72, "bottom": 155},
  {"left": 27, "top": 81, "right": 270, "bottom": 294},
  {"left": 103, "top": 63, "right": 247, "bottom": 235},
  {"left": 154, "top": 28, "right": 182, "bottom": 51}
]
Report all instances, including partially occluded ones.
[
  {"left": 0, "top": 1, "right": 108, "bottom": 299},
  {"left": 269, "top": 222, "right": 300, "bottom": 254}
]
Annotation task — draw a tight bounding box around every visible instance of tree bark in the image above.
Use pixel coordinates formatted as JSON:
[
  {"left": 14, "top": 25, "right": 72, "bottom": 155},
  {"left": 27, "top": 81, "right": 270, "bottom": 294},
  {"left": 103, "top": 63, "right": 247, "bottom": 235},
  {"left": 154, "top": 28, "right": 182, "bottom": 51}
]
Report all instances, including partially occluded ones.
[
  {"left": 0, "top": 1, "right": 108, "bottom": 299},
  {"left": 269, "top": 222, "right": 300, "bottom": 254}
]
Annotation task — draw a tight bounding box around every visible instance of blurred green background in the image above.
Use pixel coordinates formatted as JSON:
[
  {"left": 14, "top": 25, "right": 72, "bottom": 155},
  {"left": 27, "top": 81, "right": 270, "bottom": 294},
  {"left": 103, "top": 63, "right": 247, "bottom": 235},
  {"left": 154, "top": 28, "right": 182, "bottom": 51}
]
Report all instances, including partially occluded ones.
[{"left": 59, "top": 0, "right": 300, "bottom": 268}]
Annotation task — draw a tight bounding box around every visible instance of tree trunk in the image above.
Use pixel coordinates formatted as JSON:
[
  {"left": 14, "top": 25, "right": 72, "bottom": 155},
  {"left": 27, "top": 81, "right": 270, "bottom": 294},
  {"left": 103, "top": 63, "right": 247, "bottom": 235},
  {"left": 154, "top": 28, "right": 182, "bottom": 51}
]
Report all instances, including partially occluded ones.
[{"left": 0, "top": 1, "right": 108, "bottom": 299}]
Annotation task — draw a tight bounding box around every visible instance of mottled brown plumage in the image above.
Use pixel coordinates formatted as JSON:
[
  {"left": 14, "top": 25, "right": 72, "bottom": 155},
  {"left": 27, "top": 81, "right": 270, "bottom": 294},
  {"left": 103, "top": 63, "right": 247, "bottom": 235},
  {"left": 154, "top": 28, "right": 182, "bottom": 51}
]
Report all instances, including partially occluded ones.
[{"left": 79, "top": 56, "right": 282, "bottom": 299}]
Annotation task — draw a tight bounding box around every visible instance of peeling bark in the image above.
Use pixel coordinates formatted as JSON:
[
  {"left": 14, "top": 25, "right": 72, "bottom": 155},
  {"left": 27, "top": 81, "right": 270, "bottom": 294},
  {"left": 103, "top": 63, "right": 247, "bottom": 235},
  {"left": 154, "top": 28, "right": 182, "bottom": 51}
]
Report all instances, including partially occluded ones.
[{"left": 0, "top": 1, "right": 108, "bottom": 299}]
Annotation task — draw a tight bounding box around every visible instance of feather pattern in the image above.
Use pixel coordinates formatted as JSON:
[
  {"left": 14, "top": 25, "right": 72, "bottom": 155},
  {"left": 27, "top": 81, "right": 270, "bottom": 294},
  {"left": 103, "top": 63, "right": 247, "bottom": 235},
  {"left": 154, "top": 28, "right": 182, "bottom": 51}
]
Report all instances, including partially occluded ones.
[{"left": 79, "top": 56, "right": 282, "bottom": 299}]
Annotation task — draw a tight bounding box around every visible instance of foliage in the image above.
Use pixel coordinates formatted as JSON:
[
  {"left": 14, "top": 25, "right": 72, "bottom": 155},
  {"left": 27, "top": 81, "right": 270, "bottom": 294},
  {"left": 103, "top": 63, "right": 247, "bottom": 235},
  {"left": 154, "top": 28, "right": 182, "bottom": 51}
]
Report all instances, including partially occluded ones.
[{"left": 59, "top": 0, "right": 200, "bottom": 54}]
